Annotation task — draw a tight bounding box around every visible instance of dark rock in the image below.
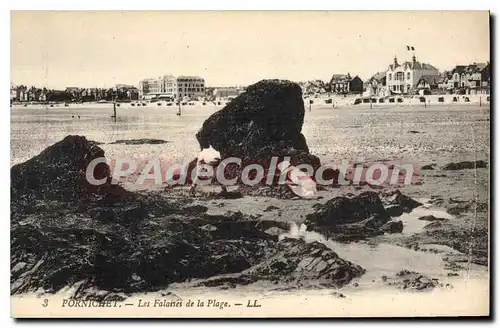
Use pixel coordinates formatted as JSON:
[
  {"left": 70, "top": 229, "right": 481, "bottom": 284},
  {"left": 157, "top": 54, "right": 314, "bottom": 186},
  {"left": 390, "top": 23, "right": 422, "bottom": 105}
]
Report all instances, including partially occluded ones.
[
  {"left": 429, "top": 195, "right": 444, "bottom": 206},
  {"left": 191, "top": 238, "right": 365, "bottom": 289},
  {"left": 12, "top": 138, "right": 328, "bottom": 299},
  {"left": 421, "top": 164, "right": 436, "bottom": 170},
  {"left": 10, "top": 205, "right": 281, "bottom": 297},
  {"left": 11, "top": 135, "right": 127, "bottom": 206},
  {"left": 109, "top": 139, "right": 168, "bottom": 145},
  {"left": 194, "top": 79, "right": 336, "bottom": 185},
  {"left": 380, "top": 220, "right": 403, "bottom": 233},
  {"left": 305, "top": 192, "right": 403, "bottom": 241},
  {"left": 380, "top": 190, "right": 422, "bottom": 213},
  {"left": 385, "top": 204, "right": 404, "bottom": 217},
  {"left": 442, "top": 160, "right": 488, "bottom": 170},
  {"left": 384, "top": 271, "right": 439, "bottom": 291},
  {"left": 306, "top": 191, "right": 390, "bottom": 226},
  {"left": 418, "top": 215, "right": 447, "bottom": 222},
  {"left": 408, "top": 130, "right": 424, "bottom": 134},
  {"left": 263, "top": 205, "right": 280, "bottom": 212}
]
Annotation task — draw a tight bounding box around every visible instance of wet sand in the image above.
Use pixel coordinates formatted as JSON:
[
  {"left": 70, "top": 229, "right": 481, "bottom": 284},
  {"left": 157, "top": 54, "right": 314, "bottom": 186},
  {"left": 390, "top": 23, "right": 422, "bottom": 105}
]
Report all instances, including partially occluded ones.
[{"left": 10, "top": 103, "right": 490, "bottom": 317}]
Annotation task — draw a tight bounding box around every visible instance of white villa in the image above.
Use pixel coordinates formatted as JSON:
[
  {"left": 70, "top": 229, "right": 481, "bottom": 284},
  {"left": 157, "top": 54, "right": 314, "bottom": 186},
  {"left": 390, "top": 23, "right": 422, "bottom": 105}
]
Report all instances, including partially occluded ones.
[{"left": 386, "top": 55, "right": 439, "bottom": 95}]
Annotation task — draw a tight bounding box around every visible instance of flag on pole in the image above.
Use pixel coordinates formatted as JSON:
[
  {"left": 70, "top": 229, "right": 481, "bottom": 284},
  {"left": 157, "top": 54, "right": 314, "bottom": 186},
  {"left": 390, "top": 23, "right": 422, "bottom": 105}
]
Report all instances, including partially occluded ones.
[
  {"left": 406, "top": 45, "right": 410, "bottom": 51},
  {"left": 411, "top": 46, "right": 415, "bottom": 51}
]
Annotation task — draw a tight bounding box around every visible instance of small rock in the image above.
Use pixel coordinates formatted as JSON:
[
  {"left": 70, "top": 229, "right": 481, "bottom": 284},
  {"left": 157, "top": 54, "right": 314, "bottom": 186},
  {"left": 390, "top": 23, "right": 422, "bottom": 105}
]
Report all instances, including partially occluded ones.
[
  {"left": 110, "top": 139, "right": 168, "bottom": 145},
  {"left": 418, "top": 215, "right": 447, "bottom": 222},
  {"left": 385, "top": 204, "right": 404, "bottom": 217},
  {"left": 442, "top": 160, "right": 487, "bottom": 170},
  {"left": 381, "top": 220, "right": 403, "bottom": 233}
]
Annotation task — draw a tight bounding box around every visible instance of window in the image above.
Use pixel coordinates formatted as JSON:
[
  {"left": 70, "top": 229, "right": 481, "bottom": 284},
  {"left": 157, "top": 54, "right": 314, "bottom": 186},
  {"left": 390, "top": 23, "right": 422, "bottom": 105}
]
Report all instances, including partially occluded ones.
[
  {"left": 389, "top": 73, "right": 392, "bottom": 81},
  {"left": 407, "top": 72, "right": 411, "bottom": 80}
]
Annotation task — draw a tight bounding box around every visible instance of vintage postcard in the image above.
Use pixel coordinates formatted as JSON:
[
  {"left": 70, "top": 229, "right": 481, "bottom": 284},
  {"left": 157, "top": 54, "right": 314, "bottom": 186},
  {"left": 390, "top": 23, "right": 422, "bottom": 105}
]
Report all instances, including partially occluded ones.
[{"left": 10, "top": 11, "right": 490, "bottom": 318}]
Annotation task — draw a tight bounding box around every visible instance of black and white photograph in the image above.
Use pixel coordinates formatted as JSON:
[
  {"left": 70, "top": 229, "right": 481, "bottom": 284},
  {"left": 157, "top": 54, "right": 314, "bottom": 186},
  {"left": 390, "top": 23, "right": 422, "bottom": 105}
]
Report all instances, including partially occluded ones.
[{"left": 9, "top": 10, "right": 491, "bottom": 318}]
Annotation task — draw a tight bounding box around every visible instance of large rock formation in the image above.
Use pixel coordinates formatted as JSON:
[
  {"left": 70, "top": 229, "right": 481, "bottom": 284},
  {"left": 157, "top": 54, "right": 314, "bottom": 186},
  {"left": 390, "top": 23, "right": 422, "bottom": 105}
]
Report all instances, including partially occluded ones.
[
  {"left": 189, "top": 238, "right": 366, "bottom": 289},
  {"left": 11, "top": 136, "right": 363, "bottom": 299},
  {"left": 195, "top": 80, "right": 323, "bottom": 176},
  {"left": 11, "top": 135, "right": 124, "bottom": 205}
]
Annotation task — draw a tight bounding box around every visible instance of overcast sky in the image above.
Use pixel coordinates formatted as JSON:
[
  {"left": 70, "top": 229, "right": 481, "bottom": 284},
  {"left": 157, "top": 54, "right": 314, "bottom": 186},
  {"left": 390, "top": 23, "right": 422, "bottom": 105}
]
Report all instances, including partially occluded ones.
[{"left": 11, "top": 11, "right": 490, "bottom": 89}]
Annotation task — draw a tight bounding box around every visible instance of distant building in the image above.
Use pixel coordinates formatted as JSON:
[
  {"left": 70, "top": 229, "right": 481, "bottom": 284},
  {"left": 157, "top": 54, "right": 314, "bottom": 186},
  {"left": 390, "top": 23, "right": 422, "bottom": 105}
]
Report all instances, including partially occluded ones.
[
  {"left": 65, "top": 87, "right": 82, "bottom": 98},
  {"left": 138, "top": 75, "right": 178, "bottom": 100},
  {"left": 10, "top": 85, "right": 17, "bottom": 100},
  {"left": 365, "top": 72, "right": 387, "bottom": 97},
  {"left": 437, "top": 71, "right": 453, "bottom": 91},
  {"left": 176, "top": 76, "right": 205, "bottom": 99},
  {"left": 138, "top": 75, "right": 205, "bottom": 100},
  {"left": 415, "top": 76, "right": 439, "bottom": 92},
  {"left": 385, "top": 55, "right": 439, "bottom": 95},
  {"left": 115, "top": 84, "right": 139, "bottom": 100},
  {"left": 442, "top": 62, "right": 490, "bottom": 94},
  {"left": 329, "top": 73, "right": 363, "bottom": 94},
  {"left": 300, "top": 80, "right": 329, "bottom": 95},
  {"left": 213, "top": 87, "right": 243, "bottom": 99}
]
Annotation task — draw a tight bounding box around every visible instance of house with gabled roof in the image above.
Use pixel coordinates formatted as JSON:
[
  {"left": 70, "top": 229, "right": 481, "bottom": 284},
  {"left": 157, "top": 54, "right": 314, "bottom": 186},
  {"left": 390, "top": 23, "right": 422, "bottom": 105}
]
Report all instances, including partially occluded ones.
[
  {"left": 385, "top": 55, "right": 439, "bottom": 95},
  {"left": 329, "top": 73, "right": 363, "bottom": 94},
  {"left": 448, "top": 62, "right": 490, "bottom": 93},
  {"left": 365, "top": 71, "right": 387, "bottom": 97}
]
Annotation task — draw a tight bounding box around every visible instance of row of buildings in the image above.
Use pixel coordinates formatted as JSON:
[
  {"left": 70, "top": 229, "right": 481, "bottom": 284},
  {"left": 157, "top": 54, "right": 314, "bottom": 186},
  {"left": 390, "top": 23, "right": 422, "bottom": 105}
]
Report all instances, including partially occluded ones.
[
  {"left": 301, "top": 74, "right": 365, "bottom": 96},
  {"left": 10, "top": 84, "right": 140, "bottom": 102},
  {"left": 365, "top": 56, "right": 490, "bottom": 97},
  {"left": 300, "top": 55, "right": 490, "bottom": 98},
  {"left": 12, "top": 56, "right": 490, "bottom": 103}
]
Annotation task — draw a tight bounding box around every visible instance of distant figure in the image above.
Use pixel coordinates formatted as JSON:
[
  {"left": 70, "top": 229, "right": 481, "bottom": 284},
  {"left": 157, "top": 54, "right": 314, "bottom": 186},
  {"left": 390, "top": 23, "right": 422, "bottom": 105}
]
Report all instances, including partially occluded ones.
[
  {"left": 78, "top": 115, "right": 80, "bottom": 119},
  {"left": 71, "top": 115, "right": 74, "bottom": 119},
  {"left": 189, "top": 146, "right": 228, "bottom": 196}
]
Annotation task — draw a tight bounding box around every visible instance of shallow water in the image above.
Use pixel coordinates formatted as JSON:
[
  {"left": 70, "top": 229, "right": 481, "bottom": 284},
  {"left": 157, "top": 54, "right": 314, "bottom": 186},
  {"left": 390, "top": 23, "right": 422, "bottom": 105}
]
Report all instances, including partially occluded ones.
[
  {"left": 398, "top": 206, "right": 454, "bottom": 235},
  {"left": 282, "top": 221, "right": 487, "bottom": 290}
]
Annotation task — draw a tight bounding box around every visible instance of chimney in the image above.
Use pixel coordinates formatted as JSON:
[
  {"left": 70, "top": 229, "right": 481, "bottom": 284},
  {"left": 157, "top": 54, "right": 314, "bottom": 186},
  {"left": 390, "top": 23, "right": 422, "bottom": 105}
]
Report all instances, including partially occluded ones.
[
  {"left": 394, "top": 55, "right": 398, "bottom": 67},
  {"left": 412, "top": 55, "right": 417, "bottom": 65}
]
